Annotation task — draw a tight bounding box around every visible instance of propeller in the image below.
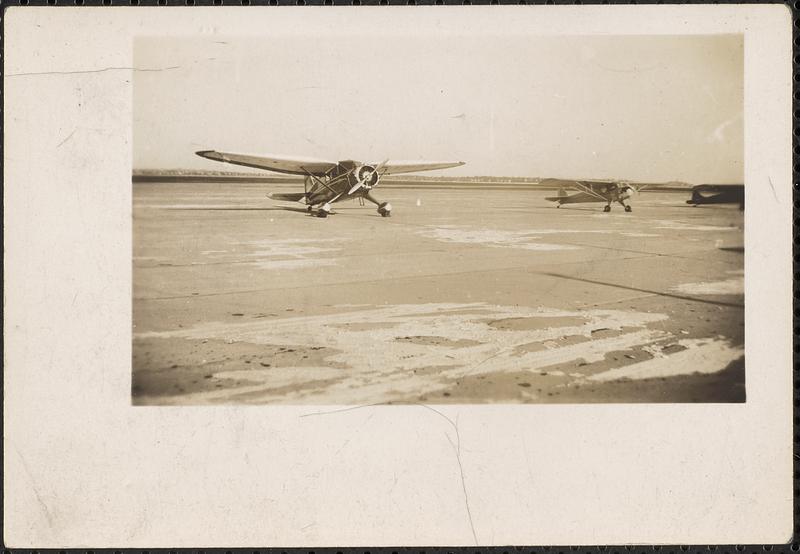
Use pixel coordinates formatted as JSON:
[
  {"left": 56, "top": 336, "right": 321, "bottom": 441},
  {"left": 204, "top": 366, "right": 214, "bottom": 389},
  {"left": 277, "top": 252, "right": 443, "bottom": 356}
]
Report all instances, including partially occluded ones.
[
  {"left": 617, "top": 181, "right": 638, "bottom": 201},
  {"left": 348, "top": 159, "right": 389, "bottom": 195}
]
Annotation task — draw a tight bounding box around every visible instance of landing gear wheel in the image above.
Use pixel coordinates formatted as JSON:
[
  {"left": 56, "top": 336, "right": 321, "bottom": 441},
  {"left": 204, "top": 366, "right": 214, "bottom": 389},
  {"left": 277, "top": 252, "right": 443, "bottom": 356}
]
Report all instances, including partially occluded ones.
[
  {"left": 317, "top": 210, "right": 328, "bottom": 218},
  {"left": 378, "top": 202, "right": 392, "bottom": 218},
  {"left": 307, "top": 205, "right": 313, "bottom": 213},
  {"left": 624, "top": 205, "right": 632, "bottom": 212},
  {"left": 603, "top": 205, "right": 611, "bottom": 213}
]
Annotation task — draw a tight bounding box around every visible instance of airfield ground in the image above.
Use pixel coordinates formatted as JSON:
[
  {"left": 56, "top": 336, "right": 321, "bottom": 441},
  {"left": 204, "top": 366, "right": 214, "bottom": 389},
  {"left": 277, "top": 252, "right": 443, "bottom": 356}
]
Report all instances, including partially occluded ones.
[{"left": 132, "top": 181, "right": 745, "bottom": 405}]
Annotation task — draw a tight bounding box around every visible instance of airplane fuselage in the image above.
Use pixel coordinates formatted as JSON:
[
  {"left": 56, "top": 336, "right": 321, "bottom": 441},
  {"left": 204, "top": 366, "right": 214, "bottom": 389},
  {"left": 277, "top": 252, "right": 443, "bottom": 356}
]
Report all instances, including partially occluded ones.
[
  {"left": 302, "top": 160, "right": 391, "bottom": 217},
  {"left": 305, "top": 160, "right": 386, "bottom": 205},
  {"left": 686, "top": 184, "right": 744, "bottom": 210},
  {"left": 547, "top": 183, "right": 633, "bottom": 205},
  {"left": 543, "top": 180, "right": 637, "bottom": 212},
  {"left": 304, "top": 160, "right": 362, "bottom": 206}
]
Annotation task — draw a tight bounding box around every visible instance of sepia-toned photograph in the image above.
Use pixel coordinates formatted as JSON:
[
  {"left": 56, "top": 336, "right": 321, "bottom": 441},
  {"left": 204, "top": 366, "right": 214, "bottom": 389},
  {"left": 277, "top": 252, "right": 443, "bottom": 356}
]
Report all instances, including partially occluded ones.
[
  {"left": 6, "top": 6, "right": 793, "bottom": 548},
  {"left": 133, "top": 33, "right": 745, "bottom": 405}
]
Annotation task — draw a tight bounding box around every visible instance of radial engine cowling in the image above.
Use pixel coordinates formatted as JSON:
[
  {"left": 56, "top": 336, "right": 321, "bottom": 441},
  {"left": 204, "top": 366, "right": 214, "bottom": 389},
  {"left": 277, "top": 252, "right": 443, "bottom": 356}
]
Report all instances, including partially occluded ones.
[
  {"left": 618, "top": 185, "right": 634, "bottom": 201},
  {"left": 355, "top": 165, "right": 380, "bottom": 190}
]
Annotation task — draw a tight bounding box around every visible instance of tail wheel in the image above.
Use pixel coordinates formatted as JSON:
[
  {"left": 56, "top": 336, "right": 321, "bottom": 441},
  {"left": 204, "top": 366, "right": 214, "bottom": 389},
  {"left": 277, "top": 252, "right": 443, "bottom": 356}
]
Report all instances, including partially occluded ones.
[{"left": 378, "top": 202, "right": 392, "bottom": 218}]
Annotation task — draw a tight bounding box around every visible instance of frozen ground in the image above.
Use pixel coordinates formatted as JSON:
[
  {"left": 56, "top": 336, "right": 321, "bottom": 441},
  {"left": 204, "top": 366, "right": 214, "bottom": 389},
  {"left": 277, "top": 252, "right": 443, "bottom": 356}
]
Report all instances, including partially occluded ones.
[{"left": 132, "top": 181, "right": 745, "bottom": 404}]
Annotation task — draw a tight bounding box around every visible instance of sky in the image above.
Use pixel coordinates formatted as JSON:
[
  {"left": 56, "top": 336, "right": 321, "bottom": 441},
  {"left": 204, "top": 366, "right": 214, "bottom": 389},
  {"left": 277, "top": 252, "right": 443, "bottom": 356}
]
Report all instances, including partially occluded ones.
[{"left": 133, "top": 34, "right": 743, "bottom": 183}]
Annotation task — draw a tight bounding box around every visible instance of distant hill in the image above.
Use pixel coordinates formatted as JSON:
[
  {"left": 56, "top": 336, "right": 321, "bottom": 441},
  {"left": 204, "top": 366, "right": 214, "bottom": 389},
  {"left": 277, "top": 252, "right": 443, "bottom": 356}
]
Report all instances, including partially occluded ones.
[
  {"left": 132, "top": 168, "right": 543, "bottom": 184},
  {"left": 132, "top": 169, "right": 707, "bottom": 191}
]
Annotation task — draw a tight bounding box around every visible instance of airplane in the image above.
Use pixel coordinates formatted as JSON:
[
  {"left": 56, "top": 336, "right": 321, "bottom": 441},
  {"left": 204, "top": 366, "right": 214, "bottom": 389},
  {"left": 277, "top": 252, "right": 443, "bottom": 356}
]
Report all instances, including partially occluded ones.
[
  {"left": 542, "top": 178, "right": 643, "bottom": 212},
  {"left": 686, "top": 184, "right": 744, "bottom": 210},
  {"left": 195, "top": 150, "right": 465, "bottom": 218}
]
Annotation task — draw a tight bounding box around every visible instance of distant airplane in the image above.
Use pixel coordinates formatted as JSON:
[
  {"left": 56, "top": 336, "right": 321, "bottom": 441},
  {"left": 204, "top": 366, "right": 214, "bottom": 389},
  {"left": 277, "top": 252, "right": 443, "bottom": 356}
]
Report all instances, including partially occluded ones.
[
  {"left": 196, "top": 150, "right": 465, "bottom": 218},
  {"left": 686, "top": 184, "right": 744, "bottom": 210},
  {"left": 543, "top": 178, "right": 644, "bottom": 212}
]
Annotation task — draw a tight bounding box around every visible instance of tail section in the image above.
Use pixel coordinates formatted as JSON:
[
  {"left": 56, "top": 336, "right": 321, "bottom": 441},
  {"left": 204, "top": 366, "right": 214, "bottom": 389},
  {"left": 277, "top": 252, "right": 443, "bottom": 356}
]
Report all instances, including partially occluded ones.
[{"left": 545, "top": 188, "right": 569, "bottom": 203}]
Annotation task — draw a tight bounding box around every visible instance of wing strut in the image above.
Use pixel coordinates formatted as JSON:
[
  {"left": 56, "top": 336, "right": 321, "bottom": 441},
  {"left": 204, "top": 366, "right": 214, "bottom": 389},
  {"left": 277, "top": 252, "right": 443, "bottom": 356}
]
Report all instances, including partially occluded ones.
[{"left": 572, "top": 181, "right": 611, "bottom": 201}]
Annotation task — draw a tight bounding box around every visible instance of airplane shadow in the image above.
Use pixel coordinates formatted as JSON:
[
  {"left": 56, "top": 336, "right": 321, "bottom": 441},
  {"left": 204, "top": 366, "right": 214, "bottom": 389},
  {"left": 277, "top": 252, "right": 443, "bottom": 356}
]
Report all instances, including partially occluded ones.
[
  {"left": 551, "top": 205, "right": 611, "bottom": 213},
  {"left": 168, "top": 206, "right": 312, "bottom": 214},
  {"left": 168, "top": 205, "right": 392, "bottom": 218},
  {"left": 497, "top": 206, "right": 571, "bottom": 214}
]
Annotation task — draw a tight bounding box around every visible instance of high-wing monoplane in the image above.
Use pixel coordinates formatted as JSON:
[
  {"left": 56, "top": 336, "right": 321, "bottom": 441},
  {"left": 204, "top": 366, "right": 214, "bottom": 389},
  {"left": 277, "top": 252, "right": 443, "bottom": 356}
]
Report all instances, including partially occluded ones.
[
  {"left": 196, "top": 150, "right": 465, "bottom": 218},
  {"left": 543, "top": 178, "right": 644, "bottom": 212}
]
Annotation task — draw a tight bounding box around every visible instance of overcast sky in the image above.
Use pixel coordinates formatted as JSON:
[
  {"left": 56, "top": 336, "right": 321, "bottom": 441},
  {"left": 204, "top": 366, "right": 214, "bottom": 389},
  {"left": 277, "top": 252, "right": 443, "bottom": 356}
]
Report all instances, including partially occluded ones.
[{"left": 133, "top": 34, "right": 742, "bottom": 183}]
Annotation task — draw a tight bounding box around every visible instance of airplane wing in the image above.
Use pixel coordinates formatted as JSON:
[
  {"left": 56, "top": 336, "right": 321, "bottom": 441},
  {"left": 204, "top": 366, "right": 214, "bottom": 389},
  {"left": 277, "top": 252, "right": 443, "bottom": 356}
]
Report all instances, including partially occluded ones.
[
  {"left": 538, "top": 178, "right": 613, "bottom": 202},
  {"left": 541, "top": 178, "right": 612, "bottom": 198},
  {"left": 380, "top": 161, "right": 465, "bottom": 175},
  {"left": 196, "top": 150, "right": 338, "bottom": 176}
]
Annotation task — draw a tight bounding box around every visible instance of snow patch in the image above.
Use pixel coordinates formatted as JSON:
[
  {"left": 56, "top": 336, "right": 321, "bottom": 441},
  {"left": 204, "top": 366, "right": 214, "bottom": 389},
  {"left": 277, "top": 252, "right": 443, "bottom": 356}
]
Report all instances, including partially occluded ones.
[
  {"left": 201, "top": 238, "right": 345, "bottom": 271},
  {"left": 587, "top": 339, "right": 743, "bottom": 382},
  {"left": 652, "top": 220, "right": 740, "bottom": 232},
  {"left": 137, "top": 303, "right": 674, "bottom": 404},
  {"left": 418, "top": 226, "right": 580, "bottom": 251},
  {"left": 671, "top": 276, "right": 744, "bottom": 296}
]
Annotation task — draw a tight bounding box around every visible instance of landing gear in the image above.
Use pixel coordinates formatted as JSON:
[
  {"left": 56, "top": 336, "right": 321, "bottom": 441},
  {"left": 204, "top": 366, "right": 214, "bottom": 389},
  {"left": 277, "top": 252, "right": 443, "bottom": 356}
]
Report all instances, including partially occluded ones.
[
  {"left": 377, "top": 202, "right": 392, "bottom": 218},
  {"left": 624, "top": 205, "right": 632, "bottom": 212},
  {"left": 317, "top": 203, "right": 332, "bottom": 218},
  {"left": 363, "top": 192, "right": 392, "bottom": 218},
  {"left": 307, "top": 205, "right": 313, "bottom": 213},
  {"left": 603, "top": 205, "right": 611, "bottom": 213}
]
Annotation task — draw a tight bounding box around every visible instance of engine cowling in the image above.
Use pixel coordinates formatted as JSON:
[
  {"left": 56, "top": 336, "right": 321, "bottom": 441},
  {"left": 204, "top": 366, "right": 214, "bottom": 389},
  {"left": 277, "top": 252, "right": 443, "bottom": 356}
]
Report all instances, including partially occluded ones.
[
  {"left": 355, "top": 165, "right": 380, "bottom": 190},
  {"left": 618, "top": 185, "right": 634, "bottom": 201}
]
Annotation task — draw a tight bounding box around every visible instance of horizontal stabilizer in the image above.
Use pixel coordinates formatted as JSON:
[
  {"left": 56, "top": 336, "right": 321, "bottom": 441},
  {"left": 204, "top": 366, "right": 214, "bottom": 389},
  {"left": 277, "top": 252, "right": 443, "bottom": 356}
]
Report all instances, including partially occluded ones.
[{"left": 268, "top": 192, "right": 308, "bottom": 203}]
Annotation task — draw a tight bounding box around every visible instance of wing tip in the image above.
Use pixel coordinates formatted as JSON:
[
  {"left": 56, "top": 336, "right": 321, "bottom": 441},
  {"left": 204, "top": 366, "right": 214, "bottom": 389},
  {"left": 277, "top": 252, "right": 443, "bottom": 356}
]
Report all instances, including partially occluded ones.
[{"left": 434, "top": 161, "right": 466, "bottom": 169}]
